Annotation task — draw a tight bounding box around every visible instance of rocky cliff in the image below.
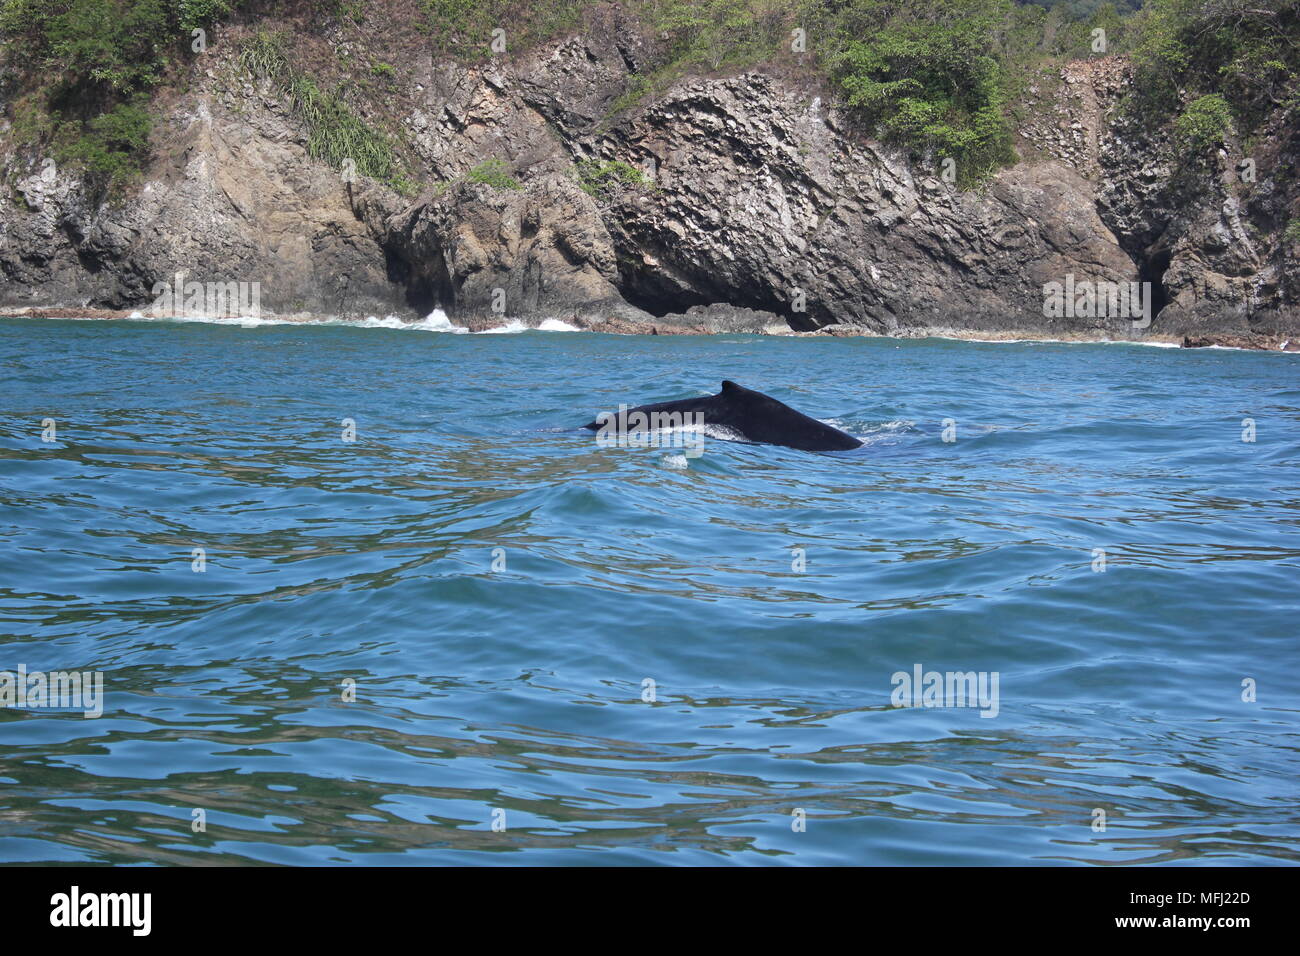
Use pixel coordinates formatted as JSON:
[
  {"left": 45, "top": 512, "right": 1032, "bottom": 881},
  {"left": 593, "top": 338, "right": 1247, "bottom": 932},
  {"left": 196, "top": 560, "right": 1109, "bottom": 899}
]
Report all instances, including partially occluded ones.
[{"left": 1, "top": 5, "right": 1296, "bottom": 338}]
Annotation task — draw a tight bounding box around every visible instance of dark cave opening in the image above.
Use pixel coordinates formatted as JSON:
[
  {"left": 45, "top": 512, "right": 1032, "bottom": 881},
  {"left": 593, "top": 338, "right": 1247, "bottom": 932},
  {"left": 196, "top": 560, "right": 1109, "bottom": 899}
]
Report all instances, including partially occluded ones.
[
  {"left": 1138, "top": 247, "right": 1171, "bottom": 320},
  {"left": 615, "top": 260, "right": 812, "bottom": 328},
  {"left": 615, "top": 264, "right": 712, "bottom": 317},
  {"left": 385, "top": 250, "right": 438, "bottom": 316}
]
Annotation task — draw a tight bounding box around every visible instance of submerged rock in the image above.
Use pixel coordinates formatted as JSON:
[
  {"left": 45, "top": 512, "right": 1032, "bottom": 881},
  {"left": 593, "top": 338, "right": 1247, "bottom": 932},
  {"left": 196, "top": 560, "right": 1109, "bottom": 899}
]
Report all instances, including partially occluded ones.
[{"left": 655, "top": 304, "right": 789, "bottom": 334}]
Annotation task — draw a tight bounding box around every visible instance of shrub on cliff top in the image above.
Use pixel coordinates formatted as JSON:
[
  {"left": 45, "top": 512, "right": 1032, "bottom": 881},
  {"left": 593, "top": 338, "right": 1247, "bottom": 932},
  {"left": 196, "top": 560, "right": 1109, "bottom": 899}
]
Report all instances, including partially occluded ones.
[
  {"left": 1174, "top": 93, "right": 1234, "bottom": 154},
  {"left": 176, "top": 0, "right": 230, "bottom": 35},
  {"left": 0, "top": 0, "right": 232, "bottom": 92},
  {"left": 651, "top": 0, "right": 791, "bottom": 71},
  {"left": 1026, "top": 2, "right": 1139, "bottom": 61},
  {"left": 29, "top": 0, "right": 169, "bottom": 94},
  {"left": 56, "top": 96, "right": 153, "bottom": 195},
  {"left": 0, "top": 0, "right": 235, "bottom": 200},
  {"left": 819, "top": 0, "right": 1021, "bottom": 184},
  {"left": 1129, "top": 0, "right": 1299, "bottom": 130}
]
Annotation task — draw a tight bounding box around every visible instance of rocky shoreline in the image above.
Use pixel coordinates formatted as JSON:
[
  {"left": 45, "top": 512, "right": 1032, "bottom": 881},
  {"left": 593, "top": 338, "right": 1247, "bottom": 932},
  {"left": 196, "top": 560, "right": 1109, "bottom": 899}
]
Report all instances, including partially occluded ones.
[
  {"left": 2, "top": 13, "right": 1295, "bottom": 343},
  {"left": 7, "top": 306, "right": 1298, "bottom": 351}
]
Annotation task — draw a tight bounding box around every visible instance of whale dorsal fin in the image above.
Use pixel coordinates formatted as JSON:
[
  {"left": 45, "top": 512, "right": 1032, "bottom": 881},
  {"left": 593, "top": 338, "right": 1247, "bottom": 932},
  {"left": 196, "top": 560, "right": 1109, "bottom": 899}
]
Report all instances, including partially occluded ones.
[{"left": 721, "top": 380, "right": 742, "bottom": 393}]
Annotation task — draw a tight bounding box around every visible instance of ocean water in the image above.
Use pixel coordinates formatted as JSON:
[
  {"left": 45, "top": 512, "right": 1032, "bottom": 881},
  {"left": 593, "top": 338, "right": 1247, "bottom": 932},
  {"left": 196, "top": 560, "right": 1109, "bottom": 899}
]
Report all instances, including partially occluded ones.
[{"left": 1, "top": 315, "right": 1298, "bottom": 866}]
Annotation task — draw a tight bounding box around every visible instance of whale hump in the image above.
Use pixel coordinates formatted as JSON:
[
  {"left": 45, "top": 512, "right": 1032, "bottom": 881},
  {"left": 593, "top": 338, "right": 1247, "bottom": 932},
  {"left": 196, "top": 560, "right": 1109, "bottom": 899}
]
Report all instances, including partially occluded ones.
[{"left": 581, "top": 381, "right": 863, "bottom": 452}]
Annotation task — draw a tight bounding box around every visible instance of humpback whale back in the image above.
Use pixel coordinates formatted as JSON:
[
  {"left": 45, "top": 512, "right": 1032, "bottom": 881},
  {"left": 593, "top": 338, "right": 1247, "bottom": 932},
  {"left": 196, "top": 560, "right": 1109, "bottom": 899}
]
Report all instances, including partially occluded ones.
[{"left": 582, "top": 380, "right": 863, "bottom": 452}]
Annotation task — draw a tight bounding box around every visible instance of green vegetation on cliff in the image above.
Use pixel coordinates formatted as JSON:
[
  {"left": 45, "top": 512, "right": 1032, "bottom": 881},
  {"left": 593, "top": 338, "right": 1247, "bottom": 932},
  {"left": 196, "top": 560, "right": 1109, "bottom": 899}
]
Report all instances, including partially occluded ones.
[
  {"left": 239, "top": 28, "right": 410, "bottom": 192},
  {"left": 575, "top": 158, "right": 653, "bottom": 204},
  {"left": 0, "top": 0, "right": 230, "bottom": 195},
  {"left": 419, "top": 0, "right": 586, "bottom": 57},
  {"left": 1174, "top": 92, "right": 1234, "bottom": 152},
  {"left": 1129, "top": 0, "right": 1299, "bottom": 154},
  {"left": 466, "top": 158, "right": 520, "bottom": 190},
  {"left": 814, "top": 0, "right": 1023, "bottom": 182},
  {"left": 1, "top": 0, "right": 1297, "bottom": 198}
]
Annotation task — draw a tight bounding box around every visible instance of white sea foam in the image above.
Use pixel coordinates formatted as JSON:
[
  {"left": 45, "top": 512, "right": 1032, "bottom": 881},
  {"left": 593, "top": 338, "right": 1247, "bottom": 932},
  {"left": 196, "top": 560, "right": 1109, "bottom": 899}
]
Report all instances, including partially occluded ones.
[
  {"left": 357, "top": 312, "right": 579, "bottom": 334},
  {"left": 605, "top": 421, "right": 748, "bottom": 448},
  {"left": 479, "top": 320, "right": 531, "bottom": 334},
  {"left": 478, "top": 317, "right": 580, "bottom": 333},
  {"left": 407, "top": 310, "right": 469, "bottom": 333},
  {"left": 860, "top": 419, "right": 914, "bottom": 433},
  {"left": 46, "top": 308, "right": 582, "bottom": 334},
  {"left": 22, "top": 312, "right": 1295, "bottom": 352},
  {"left": 819, "top": 417, "right": 913, "bottom": 446},
  {"left": 537, "top": 318, "right": 580, "bottom": 332}
]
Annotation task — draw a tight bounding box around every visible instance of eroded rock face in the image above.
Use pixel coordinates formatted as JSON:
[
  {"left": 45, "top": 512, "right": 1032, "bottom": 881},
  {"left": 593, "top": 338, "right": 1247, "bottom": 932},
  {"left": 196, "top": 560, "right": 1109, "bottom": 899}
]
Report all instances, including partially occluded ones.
[
  {"left": 1, "top": 81, "right": 402, "bottom": 316},
  {"left": 0, "top": 15, "right": 1295, "bottom": 336},
  {"left": 585, "top": 73, "right": 1138, "bottom": 334},
  {"left": 381, "top": 172, "right": 650, "bottom": 322},
  {"left": 1093, "top": 65, "right": 1299, "bottom": 336}
]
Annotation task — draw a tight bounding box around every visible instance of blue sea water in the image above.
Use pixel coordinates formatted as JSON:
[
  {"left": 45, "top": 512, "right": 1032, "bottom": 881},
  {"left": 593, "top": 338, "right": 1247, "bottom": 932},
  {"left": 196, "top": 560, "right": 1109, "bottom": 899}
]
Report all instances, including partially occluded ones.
[{"left": 1, "top": 316, "right": 1298, "bottom": 866}]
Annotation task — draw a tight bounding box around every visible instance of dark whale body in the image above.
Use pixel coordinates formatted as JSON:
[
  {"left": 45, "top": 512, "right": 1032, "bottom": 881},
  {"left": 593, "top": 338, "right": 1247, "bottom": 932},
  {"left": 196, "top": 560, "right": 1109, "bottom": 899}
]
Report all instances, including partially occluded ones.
[{"left": 582, "top": 380, "right": 863, "bottom": 452}]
